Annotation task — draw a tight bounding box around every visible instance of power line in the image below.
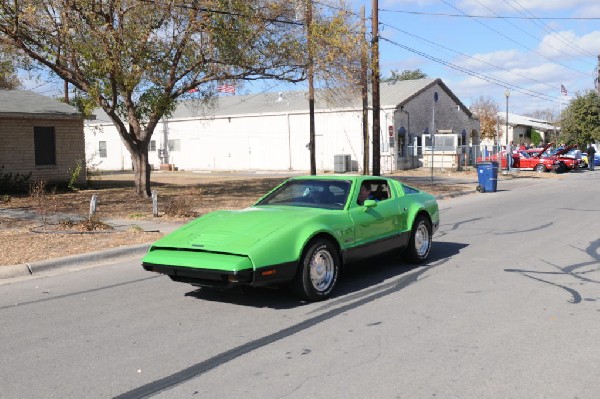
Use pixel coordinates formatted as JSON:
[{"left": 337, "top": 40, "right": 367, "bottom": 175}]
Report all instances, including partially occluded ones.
[
  {"left": 380, "top": 21, "right": 558, "bottom": 93},
  {"left": 314, "top": 0, "right": 578, "bottom": 104},
  {"left": 506, "top": 0, "right": 596, "bottom": 60},
  {"left": 378, "top": 8, "right": 600, "bottom": 20},
  {"left": 380, "top": 36, "right": 558, "bottom": 103},
  {"left": 440, "top": 0, "right": 589, "bottom": 76},
  {"left": 135, "top": 0, "right": 304, "bottom": 26},
  {"left": 470, "top": 0, "right": 593, "bottom": 67}
]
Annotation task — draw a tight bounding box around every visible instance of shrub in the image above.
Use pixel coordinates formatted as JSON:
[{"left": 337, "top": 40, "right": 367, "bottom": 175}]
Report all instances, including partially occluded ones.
[
  {"left": 0, "top": 165, "right": 32, "bottom": 194},
  {"left": 68, "top": 160, "right": 83, "bottom": 191},
  {"left": 29, "top": 179, "right": 52, "bottom": 226}
]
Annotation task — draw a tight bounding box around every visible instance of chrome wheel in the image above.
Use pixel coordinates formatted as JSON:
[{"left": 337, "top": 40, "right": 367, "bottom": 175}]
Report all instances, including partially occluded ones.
[
  {"left": 414, "top": 222, "right": 431, "bottom": 257},
  {"left": 309, "top": 248, "right": 335, "bottom": 293},
  {"left": 292, "top": 239, "right": 340, "bottom": 301},
  {"left": 403, "top": 215, "right": 432, "bottom": 264}
]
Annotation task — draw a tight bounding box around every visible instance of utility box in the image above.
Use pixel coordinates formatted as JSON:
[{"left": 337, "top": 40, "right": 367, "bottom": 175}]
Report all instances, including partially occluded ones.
[{"left": 334, "top": 154, "right": 351, "bottom": 173}]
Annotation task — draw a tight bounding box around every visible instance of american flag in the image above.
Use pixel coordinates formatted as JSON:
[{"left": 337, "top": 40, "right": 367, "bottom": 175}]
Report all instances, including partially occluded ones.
[
  {"left": 217, "top": 84, "right": 235, "bottom": 94},
  {"left": 560, "top": 84, "right": 568, "bottom": 96}
]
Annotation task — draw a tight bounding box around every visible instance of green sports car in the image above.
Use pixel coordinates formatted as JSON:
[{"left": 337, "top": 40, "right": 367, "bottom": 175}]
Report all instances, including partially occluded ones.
[{"left": 142, "top": 175, "right": 439, "bottom": 301}]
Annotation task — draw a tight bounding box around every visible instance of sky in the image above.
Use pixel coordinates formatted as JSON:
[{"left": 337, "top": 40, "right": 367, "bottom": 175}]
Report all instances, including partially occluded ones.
[
  {"left": 353, "top": 0, "right": 600, "bottom": 116},
  {"left": 20, "top": 0, "right": 600, "bottom": 119}
]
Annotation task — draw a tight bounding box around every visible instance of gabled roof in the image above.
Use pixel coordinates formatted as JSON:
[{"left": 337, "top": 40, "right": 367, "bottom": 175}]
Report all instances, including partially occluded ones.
[
  {"left": 170, "top": 78, "right": 472, "bottom": 120},
  {"left": 0, "top": 89, "right": 81, "bottom": 118},
  {"left": 91, "top": 78, "right": 471, "bottom": 124},
  {"left": 497, "top": 112, "right": 557, "bottom": 132}
]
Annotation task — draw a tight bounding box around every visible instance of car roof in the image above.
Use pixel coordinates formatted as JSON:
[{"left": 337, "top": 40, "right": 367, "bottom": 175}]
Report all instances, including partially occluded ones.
[{"left": 289, "top": 175, "right": 392, "bottom": 183}]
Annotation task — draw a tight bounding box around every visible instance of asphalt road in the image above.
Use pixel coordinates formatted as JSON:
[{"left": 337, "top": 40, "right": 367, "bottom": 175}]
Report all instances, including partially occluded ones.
[{"left": 1, "top": 171, "right": 599, "bottom": 398}]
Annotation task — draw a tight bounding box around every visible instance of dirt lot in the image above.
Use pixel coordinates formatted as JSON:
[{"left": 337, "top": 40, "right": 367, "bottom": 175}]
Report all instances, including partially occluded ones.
[{"left": 0, "top": 168, "right": 510, "bottom": 267}]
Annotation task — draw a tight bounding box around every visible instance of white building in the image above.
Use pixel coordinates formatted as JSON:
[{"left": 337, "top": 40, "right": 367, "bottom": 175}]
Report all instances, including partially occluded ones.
[
  {"left": 495, "top": 113, "right": 558, "bottom": 146},
  {"left": 85, "top": 78, "right": 480, "bottom": 173}
]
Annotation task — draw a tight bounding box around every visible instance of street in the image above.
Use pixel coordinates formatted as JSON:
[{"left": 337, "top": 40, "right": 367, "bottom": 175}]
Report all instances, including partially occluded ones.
[{"left": 1, "top": 171, "right": 600, "bottom": 398}]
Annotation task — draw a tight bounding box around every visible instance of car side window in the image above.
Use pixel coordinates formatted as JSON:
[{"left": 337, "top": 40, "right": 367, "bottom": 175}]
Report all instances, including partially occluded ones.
[{"left": 357, "top": 180, "right": 391, "bottom": 205}]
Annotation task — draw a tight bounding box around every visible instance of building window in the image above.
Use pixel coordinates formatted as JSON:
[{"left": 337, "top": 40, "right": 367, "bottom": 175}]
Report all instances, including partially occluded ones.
[
  {"left": 149, "top": 140, "right": 156, "bottom": 152},
  {"left": 99, "top": 141, "right": 107, "bottom": 158},
  {"left": 34, "top": 126, "right": 56, "bottom": 166},
  {"left": 168, "top": 139, "right": 180, "bottom": 152}
]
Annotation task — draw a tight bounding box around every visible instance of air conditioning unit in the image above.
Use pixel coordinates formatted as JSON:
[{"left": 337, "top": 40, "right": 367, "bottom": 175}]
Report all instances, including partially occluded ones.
[{"left": 334, "top": 154, "right": 351, "bottom": 173}]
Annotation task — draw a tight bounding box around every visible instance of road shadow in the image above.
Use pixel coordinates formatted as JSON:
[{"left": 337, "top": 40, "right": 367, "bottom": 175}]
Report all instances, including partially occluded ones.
[{"left": 183, "top": 241, "right": 468, "bottom": 309}]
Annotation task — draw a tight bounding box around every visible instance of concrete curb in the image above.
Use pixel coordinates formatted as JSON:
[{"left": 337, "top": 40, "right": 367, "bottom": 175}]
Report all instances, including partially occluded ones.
[{"left": 1, "top": 243, "right": 151, "bottom": 280}]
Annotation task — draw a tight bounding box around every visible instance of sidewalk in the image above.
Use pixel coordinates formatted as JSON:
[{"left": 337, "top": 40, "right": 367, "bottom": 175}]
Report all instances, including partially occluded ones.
[{"left": 0, "top": 213, "right": 186, "bottom": 280}]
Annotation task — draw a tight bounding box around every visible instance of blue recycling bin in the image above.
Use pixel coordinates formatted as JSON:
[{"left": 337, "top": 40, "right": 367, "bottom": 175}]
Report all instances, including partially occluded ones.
[{"left": 476, "top": 161, "right": 498, "bottom": 193}]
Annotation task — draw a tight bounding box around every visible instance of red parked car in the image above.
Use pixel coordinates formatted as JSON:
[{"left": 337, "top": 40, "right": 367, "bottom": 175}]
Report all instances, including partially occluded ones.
[
  {"left": 549, "top": 145, "right": 581, "bottom": 170},
  {"left": 477, "top": 143, "right": 565, "bottom": 172},
  {"left": 505, "top": 143, "right": 558, "bottom": 172}
]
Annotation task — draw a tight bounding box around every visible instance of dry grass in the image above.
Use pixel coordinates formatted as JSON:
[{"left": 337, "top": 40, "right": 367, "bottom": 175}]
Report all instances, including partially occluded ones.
[{"left": 0, "top": 170, "right": 476, "bottom": 267}]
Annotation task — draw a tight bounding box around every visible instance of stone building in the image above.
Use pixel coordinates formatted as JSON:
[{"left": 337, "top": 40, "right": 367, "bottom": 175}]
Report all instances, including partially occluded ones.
[{"left": 0, "top": 90, "right": 86, "bottom": 187}]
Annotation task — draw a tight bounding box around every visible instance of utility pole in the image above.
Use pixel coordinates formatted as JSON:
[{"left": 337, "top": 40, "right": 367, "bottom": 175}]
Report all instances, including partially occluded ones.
[
  {"left": 306, "top": 0, "right": 316, "bottom": 175},
  {"left": 360, "top": 6, "right": 369, "bottom": 175},
  {"left": 371, "top": 0, "right": 380, "bottom": 176}
]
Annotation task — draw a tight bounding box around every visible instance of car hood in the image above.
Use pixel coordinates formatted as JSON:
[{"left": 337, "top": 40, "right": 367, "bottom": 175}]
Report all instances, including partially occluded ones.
[
  {"left": 532, "top": 143, "right": 553, "bottom": 158},
  {"left": 150, "top": 206, "right": 324, "bottom": 255},
  {"left": 555, "top": 145, "right": 575, "bottom": 156}
]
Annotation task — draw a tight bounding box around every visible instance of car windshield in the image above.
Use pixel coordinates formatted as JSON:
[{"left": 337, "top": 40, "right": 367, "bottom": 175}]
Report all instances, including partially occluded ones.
[
  {"left": 519, "top": 151, "right": 531, "bottom": 158},
  {"left": 256, "top": 179, "right": 351, "bottom": 210}
]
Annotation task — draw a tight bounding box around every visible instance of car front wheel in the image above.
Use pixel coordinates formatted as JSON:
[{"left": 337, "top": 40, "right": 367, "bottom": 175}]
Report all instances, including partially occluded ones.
[
  {"left": 292, "top": 238, "right": 340, "bottom": 301},
  {"left": 403, "top": 215, "right": 432, "bottom": 264},
  {"left": 534, "top": 164, "right": 546, "bottom": 172}
]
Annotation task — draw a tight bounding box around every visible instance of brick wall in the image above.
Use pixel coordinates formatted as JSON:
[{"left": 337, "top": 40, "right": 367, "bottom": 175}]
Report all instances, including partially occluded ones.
[{"left": 0, "top": 116, "right": 87, "bottom": 186}]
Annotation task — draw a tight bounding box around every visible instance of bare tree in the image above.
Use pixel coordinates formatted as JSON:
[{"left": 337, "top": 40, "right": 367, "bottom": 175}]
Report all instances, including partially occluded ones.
[
  {"left": 303, "top": 0, "right": 362, "bottom": 174},
  {"left": 525, "top": 108, "right": 558, "bottom": 123},
  {"left": 469, "top": 96, "right": 500, "bottom": 140}
]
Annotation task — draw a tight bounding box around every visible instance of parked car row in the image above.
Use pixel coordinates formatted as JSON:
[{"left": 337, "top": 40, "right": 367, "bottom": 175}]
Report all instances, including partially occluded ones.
[{"left": 478, "top": 143, "right": 590, "bottom": 173}]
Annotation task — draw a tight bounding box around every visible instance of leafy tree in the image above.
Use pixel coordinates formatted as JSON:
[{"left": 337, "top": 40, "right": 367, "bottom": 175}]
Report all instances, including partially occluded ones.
[
  {"left": 469, "top": 96, "right": 500, "bottom": 140},
  {"left": 309, "top": 3, "right": 361, "bottom": 95},
  {"left": 530, "top": 129, "right": 543, "bottom": 146},
  {"left": 383, "top": 69, "right": 427, "bottom": 83},
  {"left": 0, "top": 0, "right": 306, "bottom": 196},
  {"left": 560, "top": 91, "right": 600, "bottom": 146},
  {"left": 0, "top": 41, "right": 21, "bottom": 89}
]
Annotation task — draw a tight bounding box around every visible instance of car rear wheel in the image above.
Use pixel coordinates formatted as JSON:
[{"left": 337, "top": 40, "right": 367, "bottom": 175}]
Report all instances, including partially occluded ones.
[
  {"left": 403, "top": 215, "right": 432, "bottom": 264},
  {"left": 534, "top": 164, "right": 546, "bottom": 173},
  {"left": 292, "top": 238, "right": 339, "bottom": 301}
]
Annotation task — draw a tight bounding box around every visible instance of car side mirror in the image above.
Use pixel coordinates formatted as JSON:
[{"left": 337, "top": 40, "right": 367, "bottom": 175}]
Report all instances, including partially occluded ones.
[{"left": 363, "top": 199, "right": 377, "bottom": 210}]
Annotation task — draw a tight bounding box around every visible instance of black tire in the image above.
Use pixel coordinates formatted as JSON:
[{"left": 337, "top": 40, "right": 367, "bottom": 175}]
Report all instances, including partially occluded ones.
[
  {"left": 476, "top": 185, "right": 485, "bottom": 193},
  {"left": 403, "top": 215, "right": 432, "bottom": 264},
  {"left": 534, "top": 164, "right": 546, "bottom": 173},
  {"left": 553, "top": 163, "right": 566, "bottom": 174},
  {"left": 291, "top": 239, "right": 340, "bottom": 301}
]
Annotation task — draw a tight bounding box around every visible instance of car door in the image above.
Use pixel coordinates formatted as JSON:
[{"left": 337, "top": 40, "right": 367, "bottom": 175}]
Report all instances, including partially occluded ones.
[{"left": 347, "top": 179, "right": 403, "bottom": 259}]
